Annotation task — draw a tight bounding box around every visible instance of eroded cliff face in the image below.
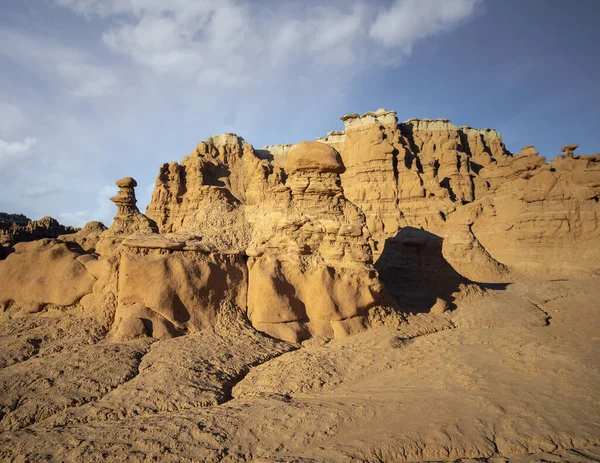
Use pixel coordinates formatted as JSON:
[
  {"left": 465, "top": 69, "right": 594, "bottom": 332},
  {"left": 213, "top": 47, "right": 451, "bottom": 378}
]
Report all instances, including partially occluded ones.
[
  {"left": 145, "top": 133, "right": 285, "bottom": 233},
  {"left": 2, "top": 108, "right": 598, "bottom": 343},
  {"left": 140, "top": 109, "right": 600, "bottom": 324},
  {"left": 311, "top": 109, "right": 600, "bottom": 291},
  {"left": 145, "top": 139, "right": 388, "bottom": 342}
]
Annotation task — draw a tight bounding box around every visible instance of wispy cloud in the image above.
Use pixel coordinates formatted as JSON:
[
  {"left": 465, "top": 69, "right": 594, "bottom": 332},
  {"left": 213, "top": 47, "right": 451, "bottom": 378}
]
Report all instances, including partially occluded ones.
[
  {"left": 53, "top": 0, "right": 484, "bottom": 86},
  {"left": 370, "top": 0, "right": 482, "bottom": 51},
  {"left": 0, "top": 26, "right": 120, "bottom": 98}
]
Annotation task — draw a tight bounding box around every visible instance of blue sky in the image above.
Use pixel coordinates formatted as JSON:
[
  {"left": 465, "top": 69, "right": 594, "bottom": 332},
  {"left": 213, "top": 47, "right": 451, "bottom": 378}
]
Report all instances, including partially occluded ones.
[{"left": 0, "top": 0, "right": 599, "bottom": 226}]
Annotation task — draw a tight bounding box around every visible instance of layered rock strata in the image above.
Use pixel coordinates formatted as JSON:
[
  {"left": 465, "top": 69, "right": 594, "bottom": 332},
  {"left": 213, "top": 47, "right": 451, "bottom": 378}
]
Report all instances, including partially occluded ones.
[
  {"left": 313, "top": 109, "right": 600, "bottom": 290},
  {"left": 146, "top": 139, "right": 387, "bottom": 342},
  {"left": 245, "top": 141, "right": 384, "bottom": 342}
]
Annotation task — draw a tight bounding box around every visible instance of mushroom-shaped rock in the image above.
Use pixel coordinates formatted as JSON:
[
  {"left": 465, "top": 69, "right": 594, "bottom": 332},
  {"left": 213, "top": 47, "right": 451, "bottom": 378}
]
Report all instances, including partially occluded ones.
[
  {"left": 111, "top": 177, "right": 140, "bottom": 216},
  {"left": 520, "top": 145, "right": 539, "bottom": 157},
  {"left": 285, "top": 141, "right": 345, "bottom": 174},
  {"left": 562, "top": 144, "right": 579, "bottom": 157},
  {"left": 96, "top": 176, "right": 158, "bottom": 254},
  {"left": 116, "top": 177, "right": 137, "bottom": 188}
]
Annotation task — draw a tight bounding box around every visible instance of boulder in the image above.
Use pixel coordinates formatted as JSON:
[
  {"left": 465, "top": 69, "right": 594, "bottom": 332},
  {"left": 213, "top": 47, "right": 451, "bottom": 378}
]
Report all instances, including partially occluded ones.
[
  {"left": 285, "top": 141, "right": 345, "bottom": 174},
  {"left": 0, "top": 239, "right": 95, "bottom": 313}
]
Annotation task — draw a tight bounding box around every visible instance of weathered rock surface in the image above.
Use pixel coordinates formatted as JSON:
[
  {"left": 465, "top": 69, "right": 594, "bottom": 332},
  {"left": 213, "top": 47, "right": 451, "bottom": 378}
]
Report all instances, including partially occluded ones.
[
  {"left": 0, "top": 280, "right": 599, "bottom": 462},
  {"left": 313, "top": 109, "right": 600, "bottom": 285},
  {"left": 146, "top": 133, "right": 285, "bottom": 232},
  {"left": 58, "top": 221, "right": 107, "bottom": 253},
  {"left": 95, "top": 177, "right": 158, "bottom": 255},
  {"left": 145, "top": 138, "right": 389, "bottom": 341},
  {"left": 0, "top": 214, "right": 78, "bottom": 258},
  {"left": 112, "top": 240, "right": 248, "bottom": 341},
  {"left": 0, "top": 239, "right": 95, "bottom": 314}
]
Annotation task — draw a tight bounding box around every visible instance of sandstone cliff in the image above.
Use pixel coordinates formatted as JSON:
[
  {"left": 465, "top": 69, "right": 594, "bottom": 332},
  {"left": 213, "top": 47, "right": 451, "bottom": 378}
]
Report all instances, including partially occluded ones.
[
  {"left": 1, "top": 108, "right": 599, "bottom": 341},
  {"left": 144, "top": 138, "right": 387, "bottom": 342},
  {"left": 309, "top": 109, "right": 600, "bottom": 304}
]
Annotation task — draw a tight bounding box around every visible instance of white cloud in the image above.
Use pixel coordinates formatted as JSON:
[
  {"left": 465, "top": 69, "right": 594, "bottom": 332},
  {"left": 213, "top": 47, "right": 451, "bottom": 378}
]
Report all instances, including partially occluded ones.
[
  {"left": 369, "top": 0, "right": 482, "bottom": 51},
  {"left": 0, "top": 137, "right": 37, "bottom": 168},
  {"left": 53, "top": 0, "right": 483, "bottom": 86}
]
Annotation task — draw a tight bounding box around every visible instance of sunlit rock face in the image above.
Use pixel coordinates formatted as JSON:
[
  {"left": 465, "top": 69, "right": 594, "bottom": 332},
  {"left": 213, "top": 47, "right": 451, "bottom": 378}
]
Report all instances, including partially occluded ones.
[
  {"left": 3, "top": 108, "right": 598, "bottom": 345},
  {"left": 313, "top": 109, "right": 600, "bottom": 284}
]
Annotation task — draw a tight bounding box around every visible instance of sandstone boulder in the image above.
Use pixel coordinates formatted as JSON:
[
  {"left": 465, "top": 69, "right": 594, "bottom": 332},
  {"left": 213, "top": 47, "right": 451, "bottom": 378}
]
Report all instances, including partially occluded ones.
[
  {"left": 247, "top": 255, "right": 382, "bottom": 342},
  {"left": 0, "top": 239, "right": 95, "bottom": 314},
  {"left": 107, "top": 234, "right": 248, "bottom": 341},
  {"left": 285, "top": 141, "right": 345, "bottom": 174}
]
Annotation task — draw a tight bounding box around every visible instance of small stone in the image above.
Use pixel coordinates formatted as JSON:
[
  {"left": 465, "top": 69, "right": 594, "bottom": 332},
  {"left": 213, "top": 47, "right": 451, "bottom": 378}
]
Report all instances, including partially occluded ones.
[{"left": 430, "top": 298, "right": 449, "bottom": 315}]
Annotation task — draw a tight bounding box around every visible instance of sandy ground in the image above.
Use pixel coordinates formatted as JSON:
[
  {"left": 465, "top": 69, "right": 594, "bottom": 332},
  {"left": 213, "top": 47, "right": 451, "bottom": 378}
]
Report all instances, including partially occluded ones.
[{"left": 1, "top": 279, "right": 599, "bottom": 462}]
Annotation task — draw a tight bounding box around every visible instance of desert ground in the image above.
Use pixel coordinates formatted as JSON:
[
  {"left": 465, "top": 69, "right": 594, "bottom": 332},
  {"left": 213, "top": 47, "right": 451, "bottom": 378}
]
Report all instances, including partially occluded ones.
[{"left": 1, "top": 279, "right": 599, "bottom": 462}]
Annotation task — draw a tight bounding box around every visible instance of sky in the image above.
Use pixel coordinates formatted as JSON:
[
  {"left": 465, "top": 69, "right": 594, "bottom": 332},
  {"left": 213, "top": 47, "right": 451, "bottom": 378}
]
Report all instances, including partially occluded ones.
[{"left": 0, "top": 0, "right": 599, "bottom": 227}]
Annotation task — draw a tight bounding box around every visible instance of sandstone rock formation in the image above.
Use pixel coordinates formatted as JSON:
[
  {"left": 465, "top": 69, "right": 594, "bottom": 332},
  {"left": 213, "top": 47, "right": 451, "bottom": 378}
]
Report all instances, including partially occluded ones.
[
  {"left": 95, "top": 177, "right": 158, "bottom": 255},
  {"left": 146, "top": 139, "right": 387, "bottom": 342},
  {"left": 0, "top": 214, "right": 77, "bottom": 259},
  {"left": 311, "top": 109, "right": 600, "bottom": 304},
  {"left": 1, "top": 108, "right": 598, "bottom": 336},
  {"left": 245, "top": 141, "right": 384, "bottom": 342},
  {"left": 58, "top": 221, "right": 107, "bottom": 253},
  {"left": 112, "top": 236, "right": 248, "bottom": 341},
  {"left": 0, "top": 239, "right": 95, "bottom": 314}
]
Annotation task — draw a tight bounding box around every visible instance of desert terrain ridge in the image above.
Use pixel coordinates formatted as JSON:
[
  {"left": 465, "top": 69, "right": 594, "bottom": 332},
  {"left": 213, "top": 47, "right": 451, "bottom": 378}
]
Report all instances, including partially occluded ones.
[{"left": 1, "top": 109, "right": 599, "bottom": 462}]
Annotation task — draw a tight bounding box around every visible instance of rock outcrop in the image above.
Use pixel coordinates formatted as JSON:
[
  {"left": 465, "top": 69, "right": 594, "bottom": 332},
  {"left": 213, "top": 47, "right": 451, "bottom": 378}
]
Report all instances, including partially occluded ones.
[
  {"left": 146, "top": 139, "right": 388, "bottom": 342},
  {"left": 0, "top": 214, "right": 78, "bottom": 259},
  {"left": 245, "top": 141, "right": 384, "bottom": 342},
  {"left": 146, "top": 134, "right": 285, "bottom": 233},
  {"left": 111, "top": 237, "right": 248, "bottom": 341},
  {"left": 1, "top": 108, "right": 599, "bottom": 340},
  {"left": 312, "top": 109, "right": 600, "bottom": 292},
  {"left": 58, "top": 221, "right": 107, "bottom": 253},
  {"left": 95, "top": 177, "right": 158, "bottom": 255},
  {"left": 0, "top": 239, "right": 95, "bottom": 314}
]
